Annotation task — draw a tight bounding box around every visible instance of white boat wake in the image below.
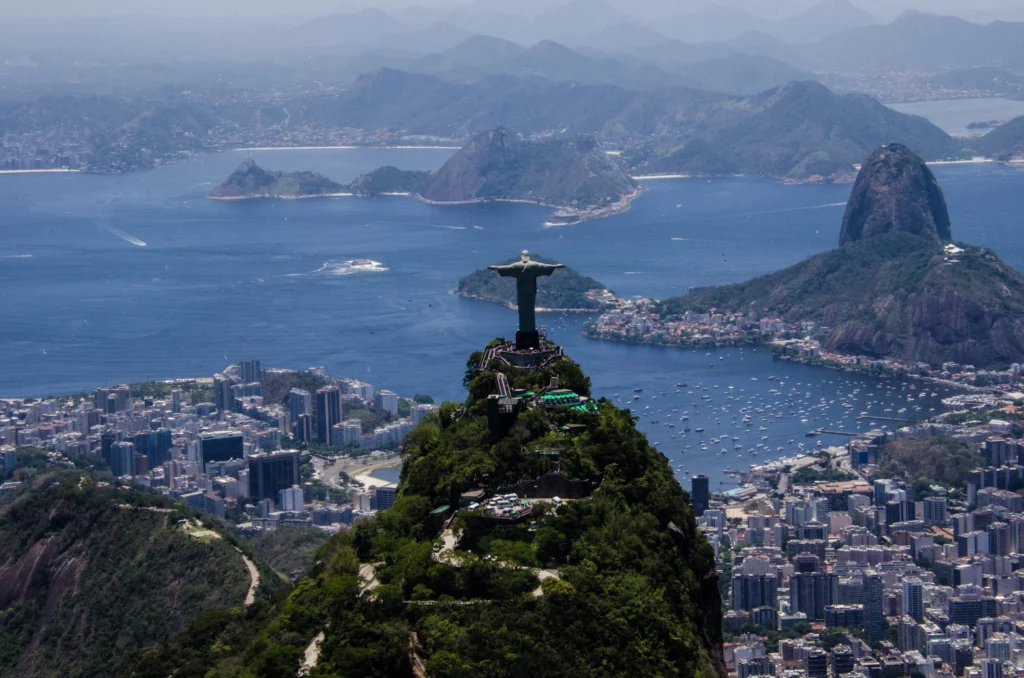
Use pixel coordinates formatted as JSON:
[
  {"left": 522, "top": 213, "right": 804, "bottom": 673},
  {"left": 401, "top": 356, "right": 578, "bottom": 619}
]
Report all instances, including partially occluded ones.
[{"left": 97, "top": 222, "right": 147, "bottom": 247}]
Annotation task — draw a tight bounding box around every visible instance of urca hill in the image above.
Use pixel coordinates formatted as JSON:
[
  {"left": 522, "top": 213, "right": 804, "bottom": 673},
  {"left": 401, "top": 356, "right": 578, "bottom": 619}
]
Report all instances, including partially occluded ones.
[{"left": 659, "top": 143, "right": 1024, "bottom": 368}]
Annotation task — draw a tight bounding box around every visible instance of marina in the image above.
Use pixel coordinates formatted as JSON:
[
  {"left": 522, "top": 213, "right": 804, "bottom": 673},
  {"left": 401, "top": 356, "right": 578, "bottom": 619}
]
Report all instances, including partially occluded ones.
[{"left": 594, "top": 347, "right": 960, "bottom": 491}]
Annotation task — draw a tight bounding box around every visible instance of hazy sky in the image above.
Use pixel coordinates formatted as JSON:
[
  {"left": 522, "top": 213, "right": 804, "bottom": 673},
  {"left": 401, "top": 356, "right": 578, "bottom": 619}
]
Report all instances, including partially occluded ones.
[{"left": 1, "top": 0, "right": 1019, "bottom": 20}]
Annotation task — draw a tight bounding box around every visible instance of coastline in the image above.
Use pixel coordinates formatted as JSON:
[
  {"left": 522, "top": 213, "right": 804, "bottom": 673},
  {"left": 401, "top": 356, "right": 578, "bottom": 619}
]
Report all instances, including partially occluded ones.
[
  {"left": 374, "top": 186, "right": 644, "bottom": 225},
  {"left": 0, "top": 168, "right": 80, "bottom": 175},
  {"left": 205, "top": 185, "right": 642, "bottom": 224},
  {"left": 582, "top": 328, "right": 986, "bottom": 395},
  {"left": 209, "top": 192, "right": 354, "bottom": 201},
  {"left": 631, "top": 173, "right": 692, "bottom": 180},
  {"left": 230, "top": 145, "right": 462, "bottom": 152}
]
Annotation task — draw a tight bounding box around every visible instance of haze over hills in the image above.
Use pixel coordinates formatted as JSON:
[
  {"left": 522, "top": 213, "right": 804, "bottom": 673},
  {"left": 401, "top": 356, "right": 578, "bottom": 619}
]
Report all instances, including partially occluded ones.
[
  {"left": 630, "top": 81, "right": 966, "bottom": 178},
  {"left": 809, "top": 11, "right": 1024, "bottom": 70},
  {"left": 972, "top": 115, "right": 1024, "bottom": 160},
  {"left": 656, "top": 144, "right": 1024, "bottom": 367}
]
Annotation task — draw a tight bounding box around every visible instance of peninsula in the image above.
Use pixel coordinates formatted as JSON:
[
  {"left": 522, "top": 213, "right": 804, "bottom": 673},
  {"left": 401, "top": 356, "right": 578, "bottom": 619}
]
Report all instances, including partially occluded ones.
[
  {"left": 457, "top": 254, "right": 617, "bottom": 312},
  {"left": 208, "top": 159, "right": 349, "bottom": 199},
  {"left": 350, "top": 127, "right": 641, "bottom": 223},
  {"left": 587, "top": 144, "right": 1024, "bottom": 369}
]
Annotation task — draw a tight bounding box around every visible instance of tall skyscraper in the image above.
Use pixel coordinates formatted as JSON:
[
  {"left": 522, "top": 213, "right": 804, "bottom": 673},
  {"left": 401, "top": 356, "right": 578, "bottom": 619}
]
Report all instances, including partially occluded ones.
[
  {"left": 316, "top": 386, "right": 342, "bottom": 446},
  {"left": 790, "top": 572, "right": 828, "bottom": 620},
  {"left": 213, "top": 374, "right": 233, "bottom": 416},
  {"left": 374, "top": 390, "right": 399, "bottom": 417},
  {"left": 170, "top": 389, "right": 181, "bottom": 414},
  {"left": 248, "top": 450, "right": 301, "bottom": 501},
  {"left": 923, "top": 496, "right": 948, "bottom": 524},
  {"left": 106, "top": 441, "right": 136, "bottom": 478},
  {"left": 289, "top": 388, "right": 312, "bottom": 422},
  {"left": 903, "top": 577, "right": 924, "bottom": 622},
  {"left": 691, "top": 475, "right": 709, "bottom": 516},
  {"left": 199, "top": 431, "right": 244, "bottom": 469},
  {"left": 864, "top": 571, "right": 885, "bottom": 642},
  {"left": 294, "top": 413, "right": 313, "bottom": 444},
  {"left": 237, "top": 359, "right": 263, "bottom": 384},
  {"left": 989, "top": 522, "right": 1011, "bottom": 556},
  {"left": 279, "top": 485, "right": 305, "bottom": 512},
  {"left": 375, "top": 486, "right": 397, "bottom": 511}
]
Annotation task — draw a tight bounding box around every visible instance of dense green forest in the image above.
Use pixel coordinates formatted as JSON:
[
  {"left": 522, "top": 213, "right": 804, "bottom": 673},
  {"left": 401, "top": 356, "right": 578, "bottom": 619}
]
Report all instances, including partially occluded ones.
[
  {"left": 0, "top": 470, "right": 282, "bottom": 677},
  {"left": 875, "top": 436, "right": 984, "bottom": 497},
  {"left": 458, "top": 254, "right": 610, "bottom": 311},
  {"left": 249, "top": 528, "right": 330, "bottom": 577},
  {"left": 129, "top": 342, "right": 724, "bottom": 677}
]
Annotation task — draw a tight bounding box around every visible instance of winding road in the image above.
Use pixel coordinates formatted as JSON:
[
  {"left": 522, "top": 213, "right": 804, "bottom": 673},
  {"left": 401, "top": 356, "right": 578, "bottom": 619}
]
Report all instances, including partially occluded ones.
[{"left": 237, "top": 549, "right": 260, "bottom": 605}]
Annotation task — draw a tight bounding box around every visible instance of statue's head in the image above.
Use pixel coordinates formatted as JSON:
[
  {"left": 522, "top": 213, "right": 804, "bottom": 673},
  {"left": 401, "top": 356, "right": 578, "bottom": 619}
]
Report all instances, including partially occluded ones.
[{"left": 520, "top": 250, "right": 530, "bottom": 262}]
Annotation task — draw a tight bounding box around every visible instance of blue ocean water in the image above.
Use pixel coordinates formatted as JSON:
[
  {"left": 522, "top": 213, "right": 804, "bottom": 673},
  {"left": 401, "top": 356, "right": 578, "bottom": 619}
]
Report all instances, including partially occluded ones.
[{"left": 2, "top": 149, "right": 1022, "bottom": 488}]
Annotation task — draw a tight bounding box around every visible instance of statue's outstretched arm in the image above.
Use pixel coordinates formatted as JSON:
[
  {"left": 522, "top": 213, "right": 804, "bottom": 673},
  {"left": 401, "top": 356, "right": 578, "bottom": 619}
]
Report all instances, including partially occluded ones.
[{"left": 488, "top": 264, "right": 520, "bottom": 276}]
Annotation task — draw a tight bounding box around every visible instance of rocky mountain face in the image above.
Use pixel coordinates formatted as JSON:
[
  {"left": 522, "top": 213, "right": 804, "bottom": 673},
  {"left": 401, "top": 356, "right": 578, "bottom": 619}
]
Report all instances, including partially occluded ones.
[
  {"left": 354, "top": 127, "right": 638, "bottom": 209},
  {"left": 325, "top": 70, "right": 964, "bottom": 180},
  {"left": 209, "top": 159, "right": 345, "bottom": 199},
  {"left": 839, "top": 143, "right": 951, "bottom": 246},
  {"left": 638, "top": 82, "right": 964, "bottom": 180},
  {"left": 659, "top": 144, "right": 1024, "bottom": 368}
]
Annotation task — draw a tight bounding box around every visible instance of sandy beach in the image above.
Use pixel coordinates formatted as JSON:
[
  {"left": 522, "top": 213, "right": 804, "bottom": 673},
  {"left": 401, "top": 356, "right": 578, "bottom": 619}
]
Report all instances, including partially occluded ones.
[
  {"left": 231, "top": 145, "right": 461, "bottom": 152},
  {"left": 632, "top": 173, "right": 692, "bottom": 180},
  {"left": 209, "top": 192, "right": 354, "bottom": 201},
  {"left": 0, "top": 169, "right": 80, "bottom": 175}
]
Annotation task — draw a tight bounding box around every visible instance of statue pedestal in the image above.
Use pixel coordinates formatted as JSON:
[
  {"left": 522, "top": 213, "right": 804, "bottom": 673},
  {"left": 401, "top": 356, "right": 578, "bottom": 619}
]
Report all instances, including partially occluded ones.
[{"left": 515, "top": 330, "right": 541, "bottom": 351}]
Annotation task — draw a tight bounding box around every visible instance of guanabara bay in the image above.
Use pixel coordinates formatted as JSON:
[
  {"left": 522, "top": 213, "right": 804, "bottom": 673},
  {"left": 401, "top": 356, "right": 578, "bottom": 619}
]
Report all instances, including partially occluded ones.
[{"left": 12, "top": 3, "right": 1024, "bottom": 678}]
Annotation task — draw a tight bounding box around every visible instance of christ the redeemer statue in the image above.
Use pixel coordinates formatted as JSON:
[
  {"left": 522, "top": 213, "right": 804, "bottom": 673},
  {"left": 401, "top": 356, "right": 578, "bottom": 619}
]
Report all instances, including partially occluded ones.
[{"left": 489, "top": 251, "right": 564, "bottom": 350}]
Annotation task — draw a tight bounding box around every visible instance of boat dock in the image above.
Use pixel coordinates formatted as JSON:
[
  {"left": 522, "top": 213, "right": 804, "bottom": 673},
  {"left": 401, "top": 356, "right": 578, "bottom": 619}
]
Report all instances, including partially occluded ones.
[{"left": 855, "top": 415, "right": 914, "bottom": 423}]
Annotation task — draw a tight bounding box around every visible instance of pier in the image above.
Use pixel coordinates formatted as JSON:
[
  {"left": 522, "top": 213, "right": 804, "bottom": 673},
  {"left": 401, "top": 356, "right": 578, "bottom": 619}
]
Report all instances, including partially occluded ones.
[{"left": 855, "top": 415, "right": 914, "bottom": 424}]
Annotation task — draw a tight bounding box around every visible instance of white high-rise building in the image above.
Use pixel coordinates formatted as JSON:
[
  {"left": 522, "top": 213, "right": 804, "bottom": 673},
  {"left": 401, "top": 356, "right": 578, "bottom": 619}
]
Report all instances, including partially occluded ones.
[
  {"left": 279, "top": 485, "right": 304, "bottom": 512},
  {"left": 374, "top": 390, "right": 399, "bottom": 417}
]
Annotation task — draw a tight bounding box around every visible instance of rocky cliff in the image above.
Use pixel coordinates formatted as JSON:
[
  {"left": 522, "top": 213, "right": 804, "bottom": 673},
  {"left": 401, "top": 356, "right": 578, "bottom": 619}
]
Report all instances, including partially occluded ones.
[
  {"left": 839, "top": 143, "right": 951, "bottom": 246},
  {"left": 656, "top": 144, "right": 1024, "bottom": 368}
]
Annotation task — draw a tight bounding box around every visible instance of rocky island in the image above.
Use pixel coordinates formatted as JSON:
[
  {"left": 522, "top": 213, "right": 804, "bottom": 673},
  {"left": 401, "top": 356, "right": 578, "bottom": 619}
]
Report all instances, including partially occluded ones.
[
  {"left": 588, "top": 143, "right": 1024, "bottom": 369},
  {"left": 209, "top": 159, "right": 349, "bottom": 199},
  {"left": 351, "top": 127, "right": 641, "bottom": 223},
  {"left": 210, "top": 130, "right": 640, "bottom": 223},
  {"left": 457, "top": 255, "right": 617, "bottom": 311}
]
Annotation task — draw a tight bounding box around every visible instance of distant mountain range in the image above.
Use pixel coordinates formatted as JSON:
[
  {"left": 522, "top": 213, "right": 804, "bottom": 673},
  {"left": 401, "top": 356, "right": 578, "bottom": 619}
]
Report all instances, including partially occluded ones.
[
  {"left": 284, "top": 7, "right": 1024, "bottom": 82},
  {"left": 973, "top": 115, "right": 1024, "bottom": 160},
  {"left": 312, "top": 72, "right": 966, "bottom": 180}
]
